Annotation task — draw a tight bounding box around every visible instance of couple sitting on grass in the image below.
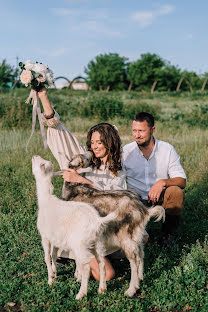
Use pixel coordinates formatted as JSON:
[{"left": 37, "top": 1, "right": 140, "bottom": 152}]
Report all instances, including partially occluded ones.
[{"left": 38, "top": 88, "right": 186, "bottom": 281}]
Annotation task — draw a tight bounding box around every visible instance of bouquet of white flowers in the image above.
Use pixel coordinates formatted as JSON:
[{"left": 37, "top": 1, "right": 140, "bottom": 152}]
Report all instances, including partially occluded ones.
[
  {"left": 19, "top": 60, "right": 54, "bottom": 91},
  {"left": 19, "top": 60, "right": 55, "bottom": 151}
]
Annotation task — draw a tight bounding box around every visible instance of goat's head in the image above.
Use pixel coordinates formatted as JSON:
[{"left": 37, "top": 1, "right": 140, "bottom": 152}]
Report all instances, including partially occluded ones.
[
  {"left": 60, "top": 152, "right": 92, "bottom": 200},
  {"left": 32, "top": 155, "right": 54, "bottom": 179},
  {"left": 68, "top": 152, "right": 92, "bottom": 170}
]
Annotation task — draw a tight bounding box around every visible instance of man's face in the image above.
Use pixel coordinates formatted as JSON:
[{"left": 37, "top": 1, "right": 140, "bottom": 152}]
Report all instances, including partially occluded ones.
[{"left": 132, "top": 120, "right": 155, "bottom": 147}]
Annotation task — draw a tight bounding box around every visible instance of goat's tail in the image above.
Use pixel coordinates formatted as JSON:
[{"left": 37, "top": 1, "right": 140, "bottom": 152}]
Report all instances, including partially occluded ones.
[
  {"left": 99, "top": 209, "right": 119, "bottom": 227},
  {"left": 147, "top": 205, "right": 165, "bottom": 223}
]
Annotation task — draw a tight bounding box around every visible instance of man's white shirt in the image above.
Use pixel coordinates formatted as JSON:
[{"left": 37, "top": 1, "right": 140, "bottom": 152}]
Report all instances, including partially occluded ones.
[{"left": 122, "top": 139, "right": 186, "bottom": 200}]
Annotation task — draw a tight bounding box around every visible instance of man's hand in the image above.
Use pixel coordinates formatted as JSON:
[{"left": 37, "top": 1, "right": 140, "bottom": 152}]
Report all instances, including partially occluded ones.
[{"left": 148, "top": 179, "right": 166, "bottom": 203}]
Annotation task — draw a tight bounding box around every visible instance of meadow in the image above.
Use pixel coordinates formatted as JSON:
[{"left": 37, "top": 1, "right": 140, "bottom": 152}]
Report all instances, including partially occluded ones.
[{"left": 0, "top": 89, "right": 207, "bottom": 311}]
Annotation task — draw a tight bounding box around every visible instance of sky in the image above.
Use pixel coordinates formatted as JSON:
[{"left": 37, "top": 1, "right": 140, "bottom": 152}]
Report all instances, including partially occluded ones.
[{"left": 0, "top": 0, "right": 208, "bottom": 82}]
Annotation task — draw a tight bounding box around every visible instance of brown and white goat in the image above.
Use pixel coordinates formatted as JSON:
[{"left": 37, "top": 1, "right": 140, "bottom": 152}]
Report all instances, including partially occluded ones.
[{"left": 61, "top": 153, "right": 165, "bottom": 297}]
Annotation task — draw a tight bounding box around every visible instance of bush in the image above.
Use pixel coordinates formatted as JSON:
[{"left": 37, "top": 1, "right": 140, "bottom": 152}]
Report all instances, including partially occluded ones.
[
  {"left": 122, "top": 99, "right": 162, "bottom": 120},
  {"left": 79, "top": 94, "right": 123, "bottom": 119},
  {"left": 169, "top": 103, "right": 208, "bottom": 128},
  {"left": 0, "top": 95, "right": 32, "bottom": 129},
  {"left": 0, "top": 90, "right": 164, "bottom": 128}
]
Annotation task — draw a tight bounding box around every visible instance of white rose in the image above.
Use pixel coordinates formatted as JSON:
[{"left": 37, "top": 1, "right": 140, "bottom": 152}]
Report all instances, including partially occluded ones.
[
  {"left": 24, "top": 60, "right": 34, "bottom": 71},
  {"left": 33, "top": 63, "right": 47, "bottom": 73},
  {"left": 20, "top": 70, "right": 33, "bottom": 86},
  {"left": 46, "top": 71, "right": 54, "bottom": 84},
  {"left": 36, "top": 71, "right": 47, "bottom": 83}
]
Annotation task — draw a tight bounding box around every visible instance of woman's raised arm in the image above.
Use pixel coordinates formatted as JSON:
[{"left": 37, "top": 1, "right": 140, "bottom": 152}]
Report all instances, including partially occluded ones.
[
  {"left": 37, "top": 87, "right": 54, "bottom": 117},
  {"left": 36, "top": 87, "right": 86, "bottom": 169}
]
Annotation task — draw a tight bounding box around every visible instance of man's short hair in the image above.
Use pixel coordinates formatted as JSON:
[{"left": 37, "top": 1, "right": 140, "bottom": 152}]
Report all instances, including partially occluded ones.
[{"left": 133, "top": 112, "right": 155, "bottom": 128}]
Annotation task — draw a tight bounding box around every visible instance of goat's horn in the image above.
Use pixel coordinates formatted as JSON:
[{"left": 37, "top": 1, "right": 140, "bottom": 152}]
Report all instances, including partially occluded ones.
[
  {"left": 77, "top": 167, "right": 92, "bottom": 174},
  {"left": 53, "top": 170, "right": 65, "bottom": 177}
]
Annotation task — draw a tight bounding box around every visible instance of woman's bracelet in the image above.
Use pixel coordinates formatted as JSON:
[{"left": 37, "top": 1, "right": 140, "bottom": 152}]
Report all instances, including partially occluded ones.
[{"left": 44, "top": 110, "right": 55, "bottom": 119}]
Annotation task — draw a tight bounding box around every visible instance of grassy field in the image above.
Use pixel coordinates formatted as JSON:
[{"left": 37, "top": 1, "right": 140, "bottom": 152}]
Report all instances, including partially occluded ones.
[{"left": 0, "top": 90, "right": 208, "bottom": 311}]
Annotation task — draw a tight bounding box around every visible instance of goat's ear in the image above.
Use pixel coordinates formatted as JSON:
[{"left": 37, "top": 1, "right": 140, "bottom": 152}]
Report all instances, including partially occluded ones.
[{"left": 40, "top": 163, "right": 46, "bottom": 173}]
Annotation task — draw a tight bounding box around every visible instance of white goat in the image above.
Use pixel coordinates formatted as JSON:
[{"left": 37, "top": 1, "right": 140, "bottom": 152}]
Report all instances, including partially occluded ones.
[{"left": 32, "top": 155, "right": 118, "bottom": 299}]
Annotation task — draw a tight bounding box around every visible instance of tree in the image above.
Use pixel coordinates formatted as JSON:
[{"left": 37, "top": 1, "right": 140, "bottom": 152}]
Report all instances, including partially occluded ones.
[
  {"left": 127, "top": 53, "right": 165, "bottom": 91},
  {"left": 155, "top": 63, "right": 181, "bottom": 91},
  {"left": 85, "top": 53, "right": 128, "bottom": 91},
  {"left": 0, "top": 59, "right": 19, "bottom": 88},
  {"left": 179, "top": 71, "right": 202, "bottom": 91}
]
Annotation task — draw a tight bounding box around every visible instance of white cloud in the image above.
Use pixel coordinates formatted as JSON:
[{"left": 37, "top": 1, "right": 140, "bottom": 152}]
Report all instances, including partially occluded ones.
[
  {"left": 50, "top": 8, "right": 75, "bottom": 16},
  {"left": 67, "top": 0, "right": 90, "bottom": 3},
  {"left": 187, "top": 34, "right": 193, "bottom": 39},
  {"left": 50, "top": 7, "right": 108, "bottom": 20},
  {"left": 71, "top": 20, "right": 123, "bottom": 37},
  {"left": 132, "top": 4, "right": 174, "bottom": 28},
  {"left": 132, "top": 11, "right": 155, "bottom": 28},
  {"left": 158, "top": 5, "right": 174, "bottom": 16},
  {"left": 50, "top": 48, "right": 69, "bottom": 57}
]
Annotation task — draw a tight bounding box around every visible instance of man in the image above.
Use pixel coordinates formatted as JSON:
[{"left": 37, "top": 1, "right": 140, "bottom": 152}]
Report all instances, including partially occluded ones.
[{"left": 122, "top": 112, "right": 186, "bottom": 244}]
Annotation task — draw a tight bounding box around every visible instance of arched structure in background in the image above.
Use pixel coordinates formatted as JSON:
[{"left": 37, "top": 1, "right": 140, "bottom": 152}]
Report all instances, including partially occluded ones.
[
  {"left": 201, "top": 78, "right": 208, "bottom": 92},
  {"left": 150, "top": 80, "right": 158, "bottom": 94},
  {"left": 176, "top": 77, "right": 193, "bottom": 93},
  {"left": 68, "top": 76, "right": 89, "bottom": 90},
  {"left": 54, "top": 76, "right": 70, "bottom": 88}
]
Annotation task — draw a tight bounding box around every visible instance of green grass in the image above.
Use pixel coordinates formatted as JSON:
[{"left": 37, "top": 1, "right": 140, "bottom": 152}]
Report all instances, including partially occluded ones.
[{"left": 0, "top": 90, "right": 208, "bottom": 311}]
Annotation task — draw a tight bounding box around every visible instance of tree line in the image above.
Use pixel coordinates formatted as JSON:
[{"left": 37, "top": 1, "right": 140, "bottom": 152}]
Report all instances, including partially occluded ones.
[{"left": 1, "top": 53, "right": 208, "bottom": 92}]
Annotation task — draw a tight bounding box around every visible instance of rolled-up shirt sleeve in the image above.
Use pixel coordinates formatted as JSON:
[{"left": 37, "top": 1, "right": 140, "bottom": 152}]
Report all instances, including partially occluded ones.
[{"left": 168, "top": 146, "right": 186, "bottom": 179}]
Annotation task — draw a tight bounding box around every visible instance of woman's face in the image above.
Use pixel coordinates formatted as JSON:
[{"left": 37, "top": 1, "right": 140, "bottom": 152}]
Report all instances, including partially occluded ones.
[{"left": 91, "top": 131, "right": 108, "bottom": 162}]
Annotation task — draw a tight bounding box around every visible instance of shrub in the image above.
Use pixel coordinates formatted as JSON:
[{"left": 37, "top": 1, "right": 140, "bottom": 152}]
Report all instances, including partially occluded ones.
[
  {"left": 169, "top": 103, "right": 208, "bottom": 128},
  {"left": 0, "top": 95, "right": 32, "bottom": 129},
  {"left": 79, "top": 94, "right": 123, "bottom": 119},
  {"left": 122, "top": 99, "right": 162, "bottom": 120}
]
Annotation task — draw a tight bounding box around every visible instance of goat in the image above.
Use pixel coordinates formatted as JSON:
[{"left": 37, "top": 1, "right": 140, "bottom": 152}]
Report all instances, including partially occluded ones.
[
  {"left": 61, "top": 153, "right": 165, "bottom": 297},
  {"left": 32, "top": 155, "right": 119, "bottom": 299}
]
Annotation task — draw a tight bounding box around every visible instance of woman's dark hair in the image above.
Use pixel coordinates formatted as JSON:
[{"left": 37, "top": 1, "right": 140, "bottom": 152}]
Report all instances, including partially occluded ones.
[{"left": 86, "top": 123, "right": 122, "bottom": 176}]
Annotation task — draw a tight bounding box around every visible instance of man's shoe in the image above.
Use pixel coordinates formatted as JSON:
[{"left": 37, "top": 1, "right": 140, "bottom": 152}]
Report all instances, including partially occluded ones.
[{"left": 161, "top": 233, "right": 177, "bottom": 248}]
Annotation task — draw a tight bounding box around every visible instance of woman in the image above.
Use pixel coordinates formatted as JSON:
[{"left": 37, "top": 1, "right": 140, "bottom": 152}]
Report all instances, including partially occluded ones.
[{"left": 38, "top": 88, "right": 127, "bottom": 281}]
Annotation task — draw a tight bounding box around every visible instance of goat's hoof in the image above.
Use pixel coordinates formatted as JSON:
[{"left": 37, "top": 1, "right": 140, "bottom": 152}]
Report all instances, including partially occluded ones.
[
  {"left": 138, "top": 274, "right": 143, "bottom": 281},
  {"left": 98, "top": 287, "right": 106, "bottom": 294},
  {"left": 124, "top": 288, "right": 137, "bottom": 297},
  {"left": 75, "top": 292, "right": 86, "bottom": 300},
  {"left": 48, "top": 279, "right": 53, "bottom": 286},
  {"left": 51, "top": 271, "right": 57, "bottom": 279},
  {"left": 74, "top": 272, "right": 82, "bottom": 283}
]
